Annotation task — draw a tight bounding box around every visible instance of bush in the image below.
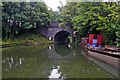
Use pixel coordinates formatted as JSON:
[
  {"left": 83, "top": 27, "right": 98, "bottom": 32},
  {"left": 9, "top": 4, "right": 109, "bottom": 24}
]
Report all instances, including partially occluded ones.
[
  {"left": 116, "top": 38, "right": 120, "bottom": 47},
  {"left": 105, "top": 40, "right": 109, "bottom": 45},
  {"left": 59, "top": 23, "right": 65, "bottom": 28},
  {"left": 109, "top": 40, "right": 114, "bottom": 45}
]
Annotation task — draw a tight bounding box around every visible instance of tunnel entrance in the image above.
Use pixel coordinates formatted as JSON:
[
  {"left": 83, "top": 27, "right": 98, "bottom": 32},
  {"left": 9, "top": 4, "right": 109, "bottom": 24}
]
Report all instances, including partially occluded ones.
[{"left": 55, "top": 31, "right": 70, "bottom": 43}]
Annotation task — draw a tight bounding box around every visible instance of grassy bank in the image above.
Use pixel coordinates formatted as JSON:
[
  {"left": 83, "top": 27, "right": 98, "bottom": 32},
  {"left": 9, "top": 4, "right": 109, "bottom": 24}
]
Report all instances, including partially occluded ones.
[{"left": 1, "top": 33, "right": 54, "bottom": 45}]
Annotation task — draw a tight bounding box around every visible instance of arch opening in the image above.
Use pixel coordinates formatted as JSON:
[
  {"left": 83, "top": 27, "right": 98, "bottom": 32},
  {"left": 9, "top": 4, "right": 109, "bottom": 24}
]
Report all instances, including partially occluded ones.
[{"left": 54, "top": 31, "right": 70, "bottom": 43}]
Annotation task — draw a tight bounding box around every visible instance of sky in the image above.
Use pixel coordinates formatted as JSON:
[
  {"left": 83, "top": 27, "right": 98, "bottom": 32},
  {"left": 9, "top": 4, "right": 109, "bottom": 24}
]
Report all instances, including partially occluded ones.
[
  {"left": 44, "top": 0, "right": 119, "bottom": 11},
  {"left": 44, "top": 0, "right": 66, "bottom": 11}
]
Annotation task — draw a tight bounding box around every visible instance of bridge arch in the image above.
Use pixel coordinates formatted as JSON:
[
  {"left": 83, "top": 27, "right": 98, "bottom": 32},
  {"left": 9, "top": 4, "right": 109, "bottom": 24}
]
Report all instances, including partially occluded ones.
[
  {"left": 54, "top": 31, "right": 70, "bottom": 43},
  {"left": 39, "top": 26, "right": 74, "bottom": 43}
]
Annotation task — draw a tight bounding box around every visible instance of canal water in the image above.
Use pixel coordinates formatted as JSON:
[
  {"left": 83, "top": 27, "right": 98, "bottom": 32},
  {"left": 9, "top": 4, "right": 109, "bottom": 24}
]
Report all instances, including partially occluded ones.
[{"left": 2, "top": 44, "right": 118, "bottom": 78}]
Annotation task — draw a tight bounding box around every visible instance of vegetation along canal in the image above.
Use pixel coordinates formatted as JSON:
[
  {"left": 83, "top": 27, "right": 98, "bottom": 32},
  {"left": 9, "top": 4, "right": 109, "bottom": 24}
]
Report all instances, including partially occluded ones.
[{"left": 2, "top": 44, "right": 118, "bottom": 78}]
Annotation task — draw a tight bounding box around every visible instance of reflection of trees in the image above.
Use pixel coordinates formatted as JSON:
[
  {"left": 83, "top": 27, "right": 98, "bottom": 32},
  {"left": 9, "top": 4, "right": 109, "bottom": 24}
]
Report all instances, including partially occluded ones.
[
  {"left": 3, "top": 56, "right": 52, "bottom": 78},
  {"left": 2, "top": 46, "right": 52, "bottom": 78},
  {"left": 3, "top": 57, "right": 24, "bottom": 69},
  {"left": 54, "top": 44, "right": 72, "bottom": 56},
  {"left": 2, "top": 44, "right": 112, "bottom": 78},
  {"left": 2, "top": 45, "right": 73, "bottom": 78}
]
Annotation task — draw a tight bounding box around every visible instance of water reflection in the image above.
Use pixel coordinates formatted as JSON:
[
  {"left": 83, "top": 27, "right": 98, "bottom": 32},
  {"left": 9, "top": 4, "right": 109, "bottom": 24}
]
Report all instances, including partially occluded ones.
[
  {"left": 3, "top": 57, "right": 24, "bottom": 73},
  {"left": 54, "top": 44, "right": 73, "bottom": 57},
  {"left": 49, "top": 65, "right": 65, "bottom": 79},
  {"left": 49, "top": 66, "right": 61, "bottom": 78},
  {"left": 2, "top": 44, "right": 116, "bottom": 78}
]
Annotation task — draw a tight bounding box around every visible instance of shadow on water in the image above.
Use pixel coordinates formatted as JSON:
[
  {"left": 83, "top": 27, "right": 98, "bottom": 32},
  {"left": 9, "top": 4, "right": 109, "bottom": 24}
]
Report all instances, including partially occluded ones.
[
  {"left": 54, "top": 44, "right": 72, "bottom": 56},
  {"left": 2, "top": 44, "right": 118, "bottom": 78}
]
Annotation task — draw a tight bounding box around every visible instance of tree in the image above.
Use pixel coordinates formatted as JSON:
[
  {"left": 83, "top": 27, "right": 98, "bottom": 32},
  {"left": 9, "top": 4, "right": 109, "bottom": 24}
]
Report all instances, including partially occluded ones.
[
  {"left": 61, "top": 2, "right": 78, "bottom": 27},
  {"left": 50, "top": 1, "right": 63, "bottom": 23},
  {"left": 58, "top": 0, "right": 64, "bottom": 13},
  {"left": 72, "top": 2, "right": 119, "bottom": 44},
  {"left": 115, "top": 12, "right": 120, "bottom": 47},
  {"left": 29, "top": 2, "right": 52, "bottom": 26},
  {"left": 0, "top": 1, "right": 2, "bottom": 39},
  {"left": 2, "top": 2, "right": 52, "bottom": 39},
  {"left": 51, "top": 10, "right": 62, "bottom": 22},
  {"left": 2, "top": 2, "right": 24, "bottom": 38}
]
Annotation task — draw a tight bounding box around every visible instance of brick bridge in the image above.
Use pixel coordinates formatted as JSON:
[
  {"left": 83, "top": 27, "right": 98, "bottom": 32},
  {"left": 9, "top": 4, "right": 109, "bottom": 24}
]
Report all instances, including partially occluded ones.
[{"left": 37, "top": 22, "right": 74, "bottom": 43}]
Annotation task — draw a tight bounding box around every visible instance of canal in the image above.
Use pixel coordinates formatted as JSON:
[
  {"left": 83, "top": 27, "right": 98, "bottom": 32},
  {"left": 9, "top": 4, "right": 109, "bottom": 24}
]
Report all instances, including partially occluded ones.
[{"left": 2, "top": 44, "right": 118, "bottom": 78}]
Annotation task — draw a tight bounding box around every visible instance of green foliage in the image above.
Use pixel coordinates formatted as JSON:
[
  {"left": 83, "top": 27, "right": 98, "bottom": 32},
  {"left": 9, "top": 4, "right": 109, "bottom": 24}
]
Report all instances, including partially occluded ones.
[
  {"left": 51, "top": 10, "right": 62, "bottom": 22},
  {"left": 0, "top": 0, "right": 2, "bottom": 6},
  {"left": 116, "top": 38, "right": 120, "bottom": 47},
  {"left": 2, "top": 33, "right": 53, "bottom": 44},
  {"left": 2, "top": 2, "right": 52, "bottom": 39},
  {"left": 116, "top": 14, "right": 120, "bottom": 47},
  {"left": 61, "top": 2, "right": 78, "bottom": 27},
  {"left": 105, "top": 40, "right": 109, "bottom": 45},
  {"left": 50, "top": 1, "right": 63, "bottom": 23},
  {"left": 59, "top": 23, "right": 65, "bottom": 28},
  {"left": 109, "top": 40, "right": 114, "bottom": 45},
  {"left": 59, "top": 22, "right": 70, "bottom": 29},
  {"left": 61, "top": 2, "right": 119, "bottom": 45}
]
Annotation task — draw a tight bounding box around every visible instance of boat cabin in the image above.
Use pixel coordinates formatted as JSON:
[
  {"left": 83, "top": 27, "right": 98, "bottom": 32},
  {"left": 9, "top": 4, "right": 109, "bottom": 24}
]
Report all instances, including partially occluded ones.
[
  {"left": 89, "top": 34, "right": 101, "bottom": 45},
  {"left": 81, "top": 34, "right": 101, "bottom": 45}
]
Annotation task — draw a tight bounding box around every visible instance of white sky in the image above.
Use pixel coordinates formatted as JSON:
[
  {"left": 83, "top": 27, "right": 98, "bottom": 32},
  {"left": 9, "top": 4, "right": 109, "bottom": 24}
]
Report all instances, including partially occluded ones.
[{"left": 44, "top": 0, "right": 66, "bottom": 11}]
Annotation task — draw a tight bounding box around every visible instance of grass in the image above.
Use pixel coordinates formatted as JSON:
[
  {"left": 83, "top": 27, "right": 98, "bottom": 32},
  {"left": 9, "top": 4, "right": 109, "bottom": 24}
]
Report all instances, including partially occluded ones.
[{"left": 2, "top": 33, "right": 54, "bottom": 45}]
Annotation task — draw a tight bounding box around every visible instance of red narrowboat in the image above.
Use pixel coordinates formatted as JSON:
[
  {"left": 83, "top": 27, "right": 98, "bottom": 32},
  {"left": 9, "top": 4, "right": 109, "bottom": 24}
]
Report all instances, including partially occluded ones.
[
  {"left": 81, "top": 34, "right": 101, "bottom": 45},
  {"left": 89, "top": 34, "right": 101, "bottom": 45}
]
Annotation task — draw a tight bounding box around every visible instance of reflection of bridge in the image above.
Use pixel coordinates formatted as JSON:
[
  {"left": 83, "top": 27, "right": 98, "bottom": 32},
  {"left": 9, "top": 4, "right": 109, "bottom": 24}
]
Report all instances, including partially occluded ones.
[
  {"left": 42, "top": 44, "right": 74, "bottom": 59},
  {"left": 37, "top": 23, "right": 74, "bottom": 43}
]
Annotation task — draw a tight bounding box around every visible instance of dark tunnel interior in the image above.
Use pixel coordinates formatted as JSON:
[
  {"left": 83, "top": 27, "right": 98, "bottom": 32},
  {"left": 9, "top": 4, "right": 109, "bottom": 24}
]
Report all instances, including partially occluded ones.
[{"left": 54, "top": 31, "right": 70, "bottom": 43}]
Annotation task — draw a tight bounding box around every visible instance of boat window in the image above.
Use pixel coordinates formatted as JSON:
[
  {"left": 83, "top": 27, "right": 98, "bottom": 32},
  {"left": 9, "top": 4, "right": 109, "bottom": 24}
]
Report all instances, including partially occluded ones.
[{"left": 93, "top": 35, "right": 97, "bottom": 39}]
